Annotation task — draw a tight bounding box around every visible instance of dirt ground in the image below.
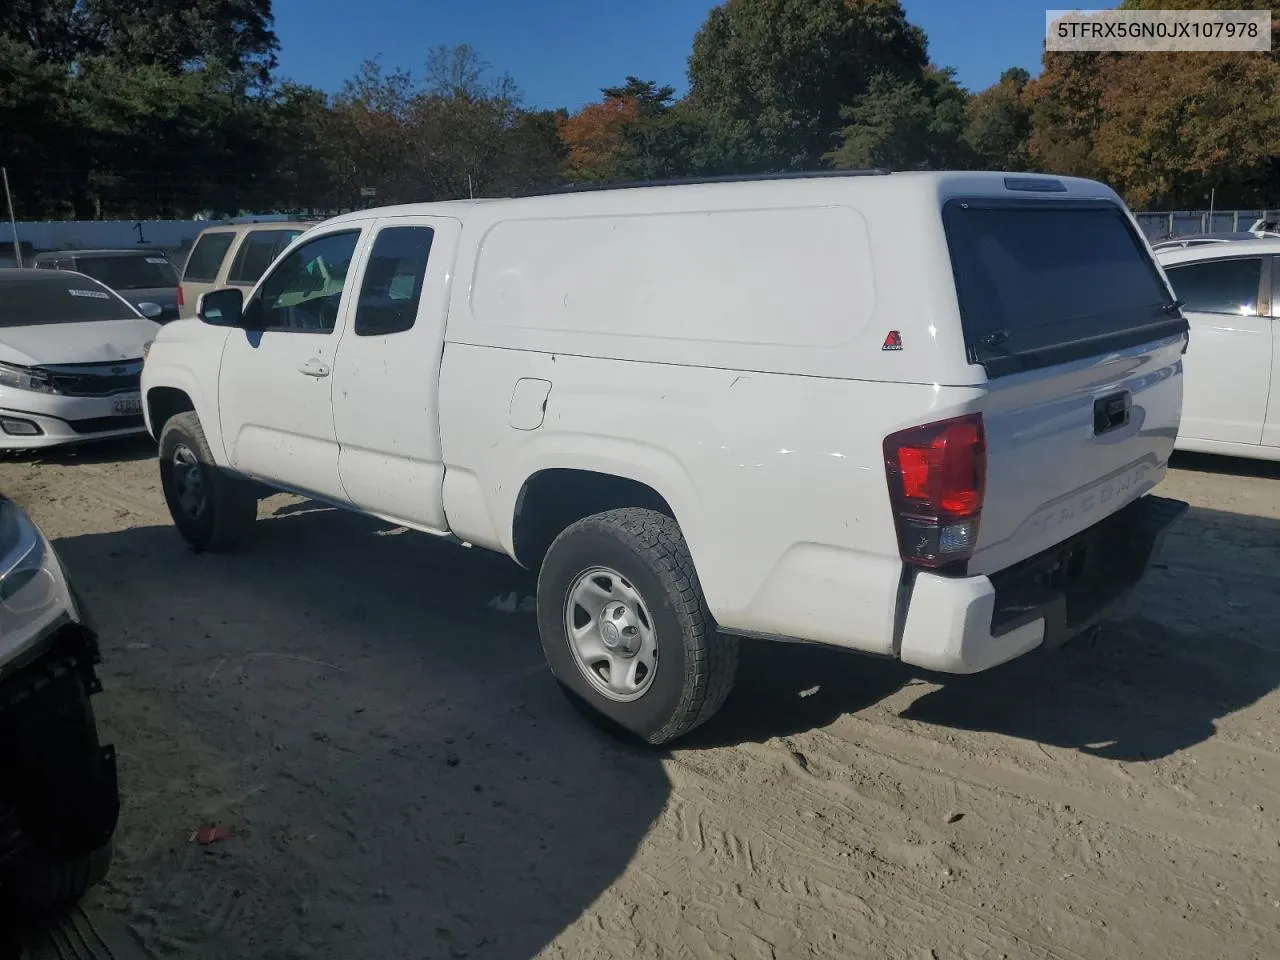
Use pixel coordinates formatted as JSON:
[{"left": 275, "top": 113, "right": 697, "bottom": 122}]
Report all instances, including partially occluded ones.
[{"left": 2, "top": 438, "right": 1279, "bottom": 960}]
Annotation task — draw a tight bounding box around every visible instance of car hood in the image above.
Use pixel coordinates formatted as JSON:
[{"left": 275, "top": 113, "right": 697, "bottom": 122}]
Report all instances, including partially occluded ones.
[{"left": 0, "top": 318, "right": 161, "bottom": 366}]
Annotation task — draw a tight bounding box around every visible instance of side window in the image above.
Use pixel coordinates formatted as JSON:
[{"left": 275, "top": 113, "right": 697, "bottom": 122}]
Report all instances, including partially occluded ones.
[
  {"left": 183, "top": 232, "right": 235, "bottom": 283},
  {"left": 353, "top": 226, "right": 435, "bottom": 337},
  {"left": 227, "top": 229, "right": 303, "bottom": 286},
  {"left": 1166, "top": 258, "right": 1263, "bottom": 316},
  {"left": 245, "top": 230, "right": 360, "bottom": 334}
]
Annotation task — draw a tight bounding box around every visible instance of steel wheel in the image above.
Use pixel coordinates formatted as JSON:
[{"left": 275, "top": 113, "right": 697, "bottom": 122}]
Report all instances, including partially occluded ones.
[
  {"left": 171, "top": 443, "right": 207, "bottom": 520},
  {"left": 563, "top": 565, "right": 659, "bottom": 702}
]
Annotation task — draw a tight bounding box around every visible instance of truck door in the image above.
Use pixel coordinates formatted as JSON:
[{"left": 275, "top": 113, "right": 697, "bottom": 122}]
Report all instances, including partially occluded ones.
[
  {"left": 330, "top": 215, "right": 461, "bottom": 533},
  {"left": 217, "top": 226, "right": 366, "bottom": 503}
]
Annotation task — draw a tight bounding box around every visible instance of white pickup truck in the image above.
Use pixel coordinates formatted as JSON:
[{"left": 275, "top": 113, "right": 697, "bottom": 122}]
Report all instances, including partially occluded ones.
[{"left": 141, "top": 171, "right": 1189, "bottom": 744}]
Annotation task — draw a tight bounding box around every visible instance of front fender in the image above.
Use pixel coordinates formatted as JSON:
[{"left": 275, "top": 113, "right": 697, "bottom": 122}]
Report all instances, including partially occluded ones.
[{"left": 141, "top": 363, "right": 228, "bottom": 466}]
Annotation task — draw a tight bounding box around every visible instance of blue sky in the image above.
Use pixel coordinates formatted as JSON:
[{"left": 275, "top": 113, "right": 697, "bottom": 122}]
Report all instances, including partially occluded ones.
[{"left": 272, "top": 0, "right": 1046, "bottom": 109}]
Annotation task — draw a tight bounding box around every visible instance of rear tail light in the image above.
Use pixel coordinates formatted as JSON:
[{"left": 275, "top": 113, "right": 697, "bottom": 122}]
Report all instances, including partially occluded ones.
[
  {"left": 177, "top": 287, "right": 184, "bottom": 308},
  {"left": 883, "top": 413, "right": 986, "bottom": 568}
]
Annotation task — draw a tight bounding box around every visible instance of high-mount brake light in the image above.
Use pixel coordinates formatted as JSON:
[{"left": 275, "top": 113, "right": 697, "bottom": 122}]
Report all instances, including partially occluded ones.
[{"left": 883, "top": 414, "right": 986, "bottom": 568}]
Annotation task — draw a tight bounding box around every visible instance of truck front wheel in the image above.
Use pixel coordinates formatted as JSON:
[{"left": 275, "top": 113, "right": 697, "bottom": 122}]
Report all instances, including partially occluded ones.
[
  {"left": 158, "top": 411, "right": 257, "bottom": 552},
  {"left": 536, "top": 508, "right": 738, "bottom": 745}
]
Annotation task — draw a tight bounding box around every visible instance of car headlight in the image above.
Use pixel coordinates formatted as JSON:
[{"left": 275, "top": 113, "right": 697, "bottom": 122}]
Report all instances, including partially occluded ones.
[
  {"left": 0, "top": 361, "right": 58, "bottom": 394},
  {"left": 0, "top": 498, "right": 75, "bottom": 667},
  {"left": 142, "top": 340, "right": 154, "bottom": 362}
]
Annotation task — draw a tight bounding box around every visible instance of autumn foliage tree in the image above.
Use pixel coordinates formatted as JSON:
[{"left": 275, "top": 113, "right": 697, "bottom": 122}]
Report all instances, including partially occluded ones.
[
  {"left": 557, "top": 77, "right": 676, "bottom": 182},
  {"left": 1018, "top": 0, "right": 1280, "bottom": 206},
  {"left": 559, "top": 94, "right": 641, "bottom": 182}
]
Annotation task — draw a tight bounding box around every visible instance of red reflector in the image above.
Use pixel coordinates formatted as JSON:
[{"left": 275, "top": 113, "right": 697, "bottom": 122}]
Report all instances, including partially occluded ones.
[{"left": 177, "top": 286, "right": 185, "bottom": 307}]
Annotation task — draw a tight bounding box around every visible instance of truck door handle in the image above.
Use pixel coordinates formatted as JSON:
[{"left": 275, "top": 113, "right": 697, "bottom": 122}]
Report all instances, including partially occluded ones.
[{"left": 298, "top": 359, "right": 330, "bottom": 378}]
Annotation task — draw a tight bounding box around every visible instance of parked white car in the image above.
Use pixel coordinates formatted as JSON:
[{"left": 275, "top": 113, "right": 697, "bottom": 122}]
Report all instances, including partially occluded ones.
[
  {"left": 0, "top": 270, "right": 160, "bottom": 450},
  {"left": 1152, "top": 240, "right": 1280, "bottom": 465},
  {"left": 141, "top": 171, "right": 1189, "bottom": 744},
  {"left": 1151, "top": 230, "right": 1280, "bottom": 253},
  {"left": 1155, "top": 238, "right": 1280, "bottom": 461}
]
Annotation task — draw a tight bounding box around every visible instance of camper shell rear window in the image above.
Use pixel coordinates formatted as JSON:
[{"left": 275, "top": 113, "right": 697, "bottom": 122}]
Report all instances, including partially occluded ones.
[{"left": 942, "top": 198, "right": 1187, "bottom": 377}]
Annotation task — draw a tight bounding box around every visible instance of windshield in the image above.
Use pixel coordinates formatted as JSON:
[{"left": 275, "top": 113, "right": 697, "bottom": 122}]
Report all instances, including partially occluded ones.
[
  {"left": 943, "top": 199, "right": 1182, "bottom": 376},
  {"left": 74, "top": 255, "right": 178, "bottom": 291},
  {"left": 0, "top": 275, "right": 139, "bottom": 326}
]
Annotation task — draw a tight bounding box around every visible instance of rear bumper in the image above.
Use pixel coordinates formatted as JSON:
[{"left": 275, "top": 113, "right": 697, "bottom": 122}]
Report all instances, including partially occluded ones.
[{"left": 898, "top": 494, "right": 1187, "bottom": 673}]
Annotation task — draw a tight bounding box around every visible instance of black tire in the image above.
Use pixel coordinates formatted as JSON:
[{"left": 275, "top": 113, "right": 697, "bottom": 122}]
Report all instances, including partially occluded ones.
[
  {"left": 536, "top": 508, "right": 738, "bottom": 745},
  {"left": 6, "top": 839, "right": 113, "bottom": 916},
  {"left": 158, "top": 411, "right": 257, "bottom": 552}
]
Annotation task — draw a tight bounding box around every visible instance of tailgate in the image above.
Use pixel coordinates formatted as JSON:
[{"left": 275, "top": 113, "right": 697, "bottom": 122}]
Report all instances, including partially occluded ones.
[
  {"left": 968, "top": 335, "right": 1184, "bottom": 574},
  {"left": 940, "top": 194, "right": 1188, "bottom": 575}
]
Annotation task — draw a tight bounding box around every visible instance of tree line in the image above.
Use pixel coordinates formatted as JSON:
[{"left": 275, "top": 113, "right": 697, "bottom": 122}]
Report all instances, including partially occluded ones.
[{"left": 1, "top": 0, "right": 1276, "bottom": 220}]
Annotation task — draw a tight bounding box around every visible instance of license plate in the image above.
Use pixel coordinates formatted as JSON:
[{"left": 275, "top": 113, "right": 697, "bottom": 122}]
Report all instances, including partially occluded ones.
[{"left": 112, "top": 393, "right": 141, "bottom": 416}]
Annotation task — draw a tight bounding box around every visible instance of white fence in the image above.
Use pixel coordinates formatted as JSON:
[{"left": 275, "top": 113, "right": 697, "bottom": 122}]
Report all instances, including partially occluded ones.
[{"left": 0, "top": 219, "right": 221, "bottom": 266}]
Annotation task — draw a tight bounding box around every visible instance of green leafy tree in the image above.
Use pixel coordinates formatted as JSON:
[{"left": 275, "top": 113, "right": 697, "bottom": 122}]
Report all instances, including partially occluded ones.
[
  {"left": 3, "top": 0, "right": 278, "bottom": 79},
  {"left": 964, "top": 67, "right": 1031, "bottom": 170},
  {"left": 414, "top": 44, "right": 543, "bottom": 200},
  {"left": 615, "top": 104, "right": 755, "bottom": 180},
  {"left": 262, "top": 82, "right": 342, "bottom": 212},
  {"left": 0, "top": 37, "right": 74, "bottom": 217},
  {"left": 83, "top": 0, "right": 278, "bottom": 81},
  {"left": 0, "top": 0, "right": 88, "bottom": 63},
  {"left": 64, "top": 59, "right": 274, "bottom": 217},
  {"left": 688, "top": 0, "right": 929, "bottom": 169},
  {"left": 602, "top": 77, "right": 676, "bottom": 117},
  {"left": 828, "top": 66, "right": 971, "bottom": 171}
]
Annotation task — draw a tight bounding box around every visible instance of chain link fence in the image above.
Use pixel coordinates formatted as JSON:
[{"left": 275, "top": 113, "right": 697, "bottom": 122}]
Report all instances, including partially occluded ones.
[{"left": 1135, "top": 209, "right": 1277, "bottom": 240}]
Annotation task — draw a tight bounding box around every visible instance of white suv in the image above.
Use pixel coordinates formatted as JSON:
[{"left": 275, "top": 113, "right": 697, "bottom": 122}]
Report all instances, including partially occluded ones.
[{"left": 141, "top": 171, "right": 1189, "bottom": 744}]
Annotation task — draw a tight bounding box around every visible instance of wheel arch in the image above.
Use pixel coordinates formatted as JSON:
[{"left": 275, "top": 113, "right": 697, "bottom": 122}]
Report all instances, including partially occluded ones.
[
  {"left": 511, "top": 468, "right": 681, "bottom": 570},
  {"left": 145, "top": 386, "right": 195, "bottom": 441},
  {"left": 142, "top": 365, "right": 228, "bottom": 465}
]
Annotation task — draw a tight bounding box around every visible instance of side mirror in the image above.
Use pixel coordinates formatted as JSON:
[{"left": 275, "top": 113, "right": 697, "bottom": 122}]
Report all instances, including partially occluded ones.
[
  {"left": 136, "top": 301, "right": 164, "bottom": 320},
  {"left": 197, "top": 288, "right": 244, "bottom": 327}
]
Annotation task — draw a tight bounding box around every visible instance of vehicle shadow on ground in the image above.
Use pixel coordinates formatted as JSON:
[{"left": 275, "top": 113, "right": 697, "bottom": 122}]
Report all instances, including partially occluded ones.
[
  {"left": 40, "top": 498, "right": 1279, "bottom": 956},
  {"left": 50, "top": 504, "right": 669, "bottom": 960},
  {"left": 690, "top": 504, "right": 1280, "bottom": 763},
  {"left": 1169, "top": 449, "right": 1280, "bottom": 479}
]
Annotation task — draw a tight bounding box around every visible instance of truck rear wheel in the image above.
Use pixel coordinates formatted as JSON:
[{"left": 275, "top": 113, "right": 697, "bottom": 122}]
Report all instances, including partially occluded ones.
[
  {"left": 158, "top": 411, "right": 257, "bottom": 552},
  {"left": 536, "top": 508, "right": 738, "bottom": 745}
]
